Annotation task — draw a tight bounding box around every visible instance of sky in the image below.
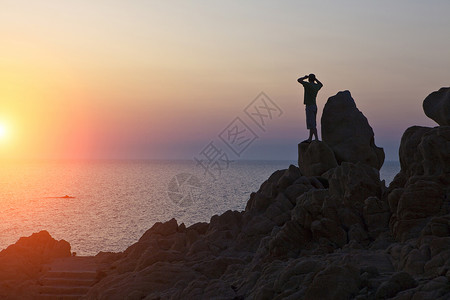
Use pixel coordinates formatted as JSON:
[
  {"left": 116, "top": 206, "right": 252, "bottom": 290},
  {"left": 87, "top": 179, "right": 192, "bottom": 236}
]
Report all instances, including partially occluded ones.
[{"left": 1, "top": 0, "right": 449, "bottom": 161}]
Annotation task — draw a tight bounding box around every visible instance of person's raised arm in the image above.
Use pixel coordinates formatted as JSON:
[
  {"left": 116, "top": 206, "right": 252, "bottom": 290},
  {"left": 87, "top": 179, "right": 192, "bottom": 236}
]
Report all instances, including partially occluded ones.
[
  {"left": 315, "top": 77, "right": 323, "bottom": 87},
  {"left": 297, "top": 75, "right": 308, "bottom": 84}
]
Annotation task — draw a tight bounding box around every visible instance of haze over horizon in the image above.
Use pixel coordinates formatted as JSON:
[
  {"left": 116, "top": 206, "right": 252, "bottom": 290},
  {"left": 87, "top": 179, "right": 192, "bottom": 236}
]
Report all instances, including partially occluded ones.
[{"left": 1, "top": 1, "right": 449, "bottom": 161}]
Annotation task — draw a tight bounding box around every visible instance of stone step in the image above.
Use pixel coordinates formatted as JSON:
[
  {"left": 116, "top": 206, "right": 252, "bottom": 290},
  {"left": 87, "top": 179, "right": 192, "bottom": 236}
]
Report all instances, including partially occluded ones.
[
  {"left": 44, "top": 271, "right": 97, "bottom": 280},
  {"left": 35, "top": 294, "right": 84, "bottom": 300},
  {"left": 39, "top": 285, "right": 90, "bottom": 295},
  {"left": 40, "top": 277, "right": 95, "bottom": 287}
]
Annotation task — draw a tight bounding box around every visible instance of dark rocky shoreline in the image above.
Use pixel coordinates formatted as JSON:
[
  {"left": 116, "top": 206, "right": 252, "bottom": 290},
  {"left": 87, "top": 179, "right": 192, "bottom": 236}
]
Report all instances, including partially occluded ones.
[{"left": 1, "top": 88, "right": 449, "bottom": 299}]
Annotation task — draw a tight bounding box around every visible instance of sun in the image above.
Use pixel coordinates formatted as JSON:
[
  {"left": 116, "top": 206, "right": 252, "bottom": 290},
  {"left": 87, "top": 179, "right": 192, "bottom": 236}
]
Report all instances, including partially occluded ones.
[{"left": 0, "top": 123, "right": 8, "bottom": 140}]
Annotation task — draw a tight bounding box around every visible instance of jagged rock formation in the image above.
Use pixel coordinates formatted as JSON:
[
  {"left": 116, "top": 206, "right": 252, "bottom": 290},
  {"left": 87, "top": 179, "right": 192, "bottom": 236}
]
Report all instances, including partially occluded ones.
[
  {"left": 298, "top": 141, "right": 337, "bottom": 176},
  {"left": 86, "top": 159, "right": 395, "bottom": 299},
  {"left": 82, "top": 89, "right": 449, "bottom": 300},
  {"left": 321, "top": 91, "right": 385, "bottom": 170},
  {"left": 389, "top": 126, "right": 450, "bottom": 238},
  {"left": 423, "top": 87, "right": 450, "bottom": 126},
  {"left": 2, "top": 89, "right": 449, "bottom": 299},
  {"left": 0, "top": 231, "right": 71, "bottom": 299}
]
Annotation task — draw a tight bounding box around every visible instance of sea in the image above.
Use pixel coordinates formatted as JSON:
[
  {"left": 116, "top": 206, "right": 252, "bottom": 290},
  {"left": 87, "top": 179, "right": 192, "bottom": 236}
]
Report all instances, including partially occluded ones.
[{"left": 0, "top": 160, "right": 400, "bottom": 255}]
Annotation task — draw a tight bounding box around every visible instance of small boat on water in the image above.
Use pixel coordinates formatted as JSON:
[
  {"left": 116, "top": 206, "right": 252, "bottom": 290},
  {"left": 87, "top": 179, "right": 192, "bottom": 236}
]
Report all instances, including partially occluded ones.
[{"left": 45, "top": 195, "right": 76, "bottom": 199}]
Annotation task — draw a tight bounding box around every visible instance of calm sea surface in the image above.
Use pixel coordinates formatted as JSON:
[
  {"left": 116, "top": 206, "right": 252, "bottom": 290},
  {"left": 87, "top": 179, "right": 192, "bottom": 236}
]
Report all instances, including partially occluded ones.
[{"left": 0, "top": 160, "right": 400, "bottom": 255}]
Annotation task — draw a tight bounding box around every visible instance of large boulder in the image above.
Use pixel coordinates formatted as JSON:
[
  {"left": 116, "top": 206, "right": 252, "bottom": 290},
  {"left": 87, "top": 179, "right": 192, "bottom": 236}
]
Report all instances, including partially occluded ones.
[
  {"left": 423, "top": 87, "right": 450, "bottom": 126},
  {"left": 397, "top": 125, "right": 450, "bottom": 179},
  {"left": 397, "top": 126, "right": 433, "bottom": 178},
  {"left": 0, "top": 231, "right": 71, "bottom": 299},
  {"left": 390, "top": 178, "right": 446, "bottom": 241},
  {"left": 388, "top": 125, "right": 450, "bottom": 241},
  {"left": 304, "top": 264, "right": 360, "bottom": 300},
  {"left": 0, "top": 231, "right": 71, "bottom": 280},
  {"left": 323, "top": 162, "right": 382, "bottom": 207},
  {"left": 321, "top": 90, "right": 385, "bottom": 170},
  {"left": 298, "top": 140, "right": 338, "bottom": 176}
]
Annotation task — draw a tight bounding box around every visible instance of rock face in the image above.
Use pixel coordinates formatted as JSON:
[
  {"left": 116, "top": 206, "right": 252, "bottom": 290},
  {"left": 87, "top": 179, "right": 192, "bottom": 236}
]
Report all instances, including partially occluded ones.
[
  {"left": 81, "top": 88, "right": 448, "bottom": 300},
  {"left": 0, "top": 231, "right": 71, "bottom": 299},
  {"left": 398, "top": 126, "right": 450, "bottom": 178},
  {"left": 423, "top": 87, "right": 450, "bottom": 126},
  {"left": 85, "top": 160, "right": 391, "bottom": 300},
  {"left": 4, "top": 88, "right": 450, "bottom": 300},
  {"left": 321, "top": 90, "right": 385, "bottom": 170},
  {"left": 298, "top": 140, "right": 337, "bottom": 176},
  {"left": 389, "top": 125, "right": 450, "bottom": 242}
]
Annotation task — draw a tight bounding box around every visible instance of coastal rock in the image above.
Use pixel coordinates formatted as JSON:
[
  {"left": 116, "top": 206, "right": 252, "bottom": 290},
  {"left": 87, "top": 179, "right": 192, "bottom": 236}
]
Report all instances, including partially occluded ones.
[
  {"left": 323, "top": 162, "right": 382, "bottom": 206},
  {"left": 419, "top": 126, "right": 450, "bottom": 176},
  {"left": 389, "top": 124, "right": 450, "bottom": 242},
  {"left": 390, "top": 178, "right": 445, "bottom": 242},
  {"left": 292, "top": 189, "right": 330, "bottom": 229},
  {"left": 375, "top": 271, "right": 417, "bottom": 299},
  {"left": 0, "top": 230, "right": 71, "bottom": 281},
  {"left": 289, "top": 162, "right": 384, "bottom": 249},
  {"left": 0, "top": 231, "right": 71, "bottom": 299},
  {"left": 72, "top": 99, "right": 450, "bottom": 299},
  {"left": 304, "top": 264, "right": 360, "bottom": 300},
  {"left": 277, "top": 164, "right": 302, "bottom": 190},
  {"left": 363, "top": 196, "right": 390, "bottom": 240},
  {"left": 298, "top": 140, "right": 338, "bottom": 176},
  {"left": 268, "top": 220, "right": 311, "bottom": 257},
  {"left": 396, "top": 125, "right": 450, "bottom": 180},
  {"left": 311, "top": 217, "right": 347, "bottom": 248},
  {"left": 245, "top": 169, "right": 286, "bottom": 212},
  {"left": 397, "top": 126, "right": 434, "bottom": 179},
  {"left": 423, "top": 87, "right": 450, "bottom": 126},
  {"left": 3, "top": 88, "right": 448, "bottom": 300},
  {"left": 321, "top": 90, "right": 385, "bottom": 170}
]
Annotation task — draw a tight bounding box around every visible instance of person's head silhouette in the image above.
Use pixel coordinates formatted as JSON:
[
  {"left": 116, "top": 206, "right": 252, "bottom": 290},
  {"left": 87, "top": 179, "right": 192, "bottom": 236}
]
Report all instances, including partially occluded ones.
[{"left": 308, "top": 73, "right": 316, "bottom": 83}]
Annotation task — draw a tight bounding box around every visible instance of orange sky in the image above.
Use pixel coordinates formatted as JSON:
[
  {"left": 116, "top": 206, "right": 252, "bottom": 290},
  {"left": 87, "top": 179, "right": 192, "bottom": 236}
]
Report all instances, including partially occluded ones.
[{"left": 1, "top": 1, "right": 448, "bottom": 160}]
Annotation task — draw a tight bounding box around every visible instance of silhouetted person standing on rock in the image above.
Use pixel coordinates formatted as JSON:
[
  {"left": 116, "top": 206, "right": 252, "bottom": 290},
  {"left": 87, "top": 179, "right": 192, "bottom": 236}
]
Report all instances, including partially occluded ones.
[{"left": 298, "top": 73, "right": 323, "bottom": 142}]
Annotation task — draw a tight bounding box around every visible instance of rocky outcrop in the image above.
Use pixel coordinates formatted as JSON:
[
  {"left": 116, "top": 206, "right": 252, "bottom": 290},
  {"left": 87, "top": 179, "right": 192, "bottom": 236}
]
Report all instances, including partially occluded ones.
[
  {"left": 81, "top": 89, "right": 449, "bottom": 300},
  {"left": 396, "top": 126, "right": 450, "bottom": 179},
  {"left": 0, "top": 230, "right": 71, "bottom": 299},
  {"left": 3, "top": 88, "right": 450, "bottom": 300},
  {"left": 423, "top": 87, "right": 450, "bottom": 126},
  {"left": 378, "top": 88, "right": 450, "bottom": 299},
  {"left": 321, "top": 90, "right": 385, "bottom": 170},
  {"left": 83, "top": 159, "right": 391, "bottom": 299},
  {"left": 298, "top": 140, "right": 337, "bottom": 176},
  {"left": 389, "top": 125, "right": 450, "bottom": 242}
]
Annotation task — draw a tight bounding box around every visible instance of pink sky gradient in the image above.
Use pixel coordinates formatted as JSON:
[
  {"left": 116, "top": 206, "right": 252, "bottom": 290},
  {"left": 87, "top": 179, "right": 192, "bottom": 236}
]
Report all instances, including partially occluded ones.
[{"left": 1, "top": 1, "right": 448, "bottom": 161}]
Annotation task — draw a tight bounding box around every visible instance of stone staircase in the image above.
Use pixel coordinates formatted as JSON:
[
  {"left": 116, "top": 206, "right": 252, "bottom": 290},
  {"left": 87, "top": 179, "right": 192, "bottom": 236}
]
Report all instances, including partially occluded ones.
[{"left": 36, "top": 256, "right": 99, "bottom": 300}]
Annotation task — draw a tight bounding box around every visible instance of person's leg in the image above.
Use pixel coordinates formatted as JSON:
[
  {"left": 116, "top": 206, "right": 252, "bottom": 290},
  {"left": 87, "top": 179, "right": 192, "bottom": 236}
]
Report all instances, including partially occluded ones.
[
  {"left": 307, "top": 129, "right": 313, "bottom": 142},
  {"left": 305, "top": 105, "right": 313, "bottom": 142},
  {"left": 311, "top": 128, "right": 318, "bottom": 140},
  {"left": 312, "top": 105, "right": 318, "bottom": 140},
  {"left": 305, "top": 104, "right": 318, "bottom": 142}
]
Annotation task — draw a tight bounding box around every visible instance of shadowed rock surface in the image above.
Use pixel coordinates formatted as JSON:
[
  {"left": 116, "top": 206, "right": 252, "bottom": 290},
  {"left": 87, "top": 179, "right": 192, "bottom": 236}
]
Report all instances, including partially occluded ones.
[
  {"left": 321, "top": 91, "right": 385, "bottom": 170},
  {"left": 423, "top": 87, "right": 450, "bottom": 126},
  {"left": 388, "top": 125, "right": 450, "bottom": 242},
  {"left": 298, "top": 140, "right": 337, "bottom": 176},
  {"left": 82, "top": 89, "right": 448, "bottom": 299},
  {"left": 2, "top": 89, "right": 449, "bottom": 299},
  {"left": 0, "top": 230, "right": 71, "bottom": 299}
]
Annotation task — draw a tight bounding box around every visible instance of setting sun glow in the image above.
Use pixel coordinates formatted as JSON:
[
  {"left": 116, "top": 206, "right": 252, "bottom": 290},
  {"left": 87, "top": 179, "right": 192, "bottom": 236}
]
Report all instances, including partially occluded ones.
[{"left": 0, "top": 124, "right": 7, "bottom": 140}]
